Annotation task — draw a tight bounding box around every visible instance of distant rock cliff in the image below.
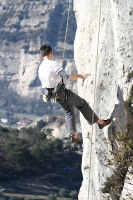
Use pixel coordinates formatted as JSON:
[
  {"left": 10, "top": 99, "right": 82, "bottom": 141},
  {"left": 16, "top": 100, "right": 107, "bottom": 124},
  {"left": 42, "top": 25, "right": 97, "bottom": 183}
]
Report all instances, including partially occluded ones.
[
  {"left": 0, "top": 0, "right": 77, "bottom": 122},
  {"left": 0, "top": 0, "right": 76, "bottom": 96},
  {"left": 74, "top": 0, "right": 133, "bottom": 199}
]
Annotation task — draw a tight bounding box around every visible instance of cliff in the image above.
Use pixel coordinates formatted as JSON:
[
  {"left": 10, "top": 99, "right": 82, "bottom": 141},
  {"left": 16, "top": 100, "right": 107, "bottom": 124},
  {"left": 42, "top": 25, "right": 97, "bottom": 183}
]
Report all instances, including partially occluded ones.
[
  {"left": 0, "top": 0, "right": 77, "bottom": 126},
  {"left": 74, "top": 0, "right": 133, "bottom": 199},
  {"left": 0, "top": 0, "right": 133, "bottom": 199},
  {"left": 0, "top": 0, "right": 76, "bottom": 97}
]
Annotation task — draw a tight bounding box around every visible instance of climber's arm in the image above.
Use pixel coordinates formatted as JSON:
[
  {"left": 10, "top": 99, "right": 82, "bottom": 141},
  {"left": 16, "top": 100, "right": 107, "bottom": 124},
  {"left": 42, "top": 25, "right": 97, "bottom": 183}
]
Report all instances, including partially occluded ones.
[
  {"left": 69, "top": 74, "right": 90, "bottom": 81},
  {"left": 58, "top": 69, "right": 90, "bottom": 81}
]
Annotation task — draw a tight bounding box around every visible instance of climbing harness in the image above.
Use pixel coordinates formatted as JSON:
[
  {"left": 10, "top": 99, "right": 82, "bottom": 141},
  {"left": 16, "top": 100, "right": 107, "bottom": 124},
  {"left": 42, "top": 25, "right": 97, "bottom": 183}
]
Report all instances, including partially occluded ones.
[
  {"left": 53, "top": 81, "right": 66, "bottom": 101},
  {"left": 87, "top": 0, "right": 102, "bottom": 199},
  {"left": 42, "top": 88, "right": 53, "bottom": 102},
  {"left": 42, "top": 81, "right": 66, "bottom": 103}
]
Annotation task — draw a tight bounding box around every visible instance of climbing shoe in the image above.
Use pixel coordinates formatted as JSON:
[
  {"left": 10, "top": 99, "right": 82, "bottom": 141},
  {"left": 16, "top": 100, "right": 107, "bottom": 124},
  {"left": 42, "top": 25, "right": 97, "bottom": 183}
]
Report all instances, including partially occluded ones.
[
  {"left": 69, "top": 134, "right": 83, "bottom": 144},
  {"left": 98, "top": 119, "right": 111, "bottom": 129}
]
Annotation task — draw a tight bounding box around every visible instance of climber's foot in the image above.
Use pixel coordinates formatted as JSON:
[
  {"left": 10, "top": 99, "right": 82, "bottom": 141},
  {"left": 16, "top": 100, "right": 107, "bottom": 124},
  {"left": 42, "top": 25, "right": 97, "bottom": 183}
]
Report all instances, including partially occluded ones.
[
  {"left": 69, "top": 134, "right": 83, "bottom": 144},
  {"left": 98, "top": 119, "right": 111, "bottom": 129}
]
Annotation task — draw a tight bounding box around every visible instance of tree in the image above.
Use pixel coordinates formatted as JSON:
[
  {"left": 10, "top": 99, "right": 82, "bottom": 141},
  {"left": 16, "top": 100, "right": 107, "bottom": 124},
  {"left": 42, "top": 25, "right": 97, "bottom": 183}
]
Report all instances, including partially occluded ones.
[
  {"left": 59, "top": 188, "right": 67, "bottom": 198},
  {"left": 3, "top": 138, "right": 32, "bottom": 173},
  {"left": 37, "top": 119, "right": 46, "bottom": 131},
  {"left": 69, "top": 190, "right": 78, "bottom": 199},
  {"left": 0, "top": 126, "right": 9, "bottom": 133},
  {"left": 47, "top": 193, "right": 57, "bottom": 200},
  {"left": 26, "top": 127, "right": 47, "bottom": 145},
  {"left": 53, "top": 138, "right": 63, "bottom": 152}
]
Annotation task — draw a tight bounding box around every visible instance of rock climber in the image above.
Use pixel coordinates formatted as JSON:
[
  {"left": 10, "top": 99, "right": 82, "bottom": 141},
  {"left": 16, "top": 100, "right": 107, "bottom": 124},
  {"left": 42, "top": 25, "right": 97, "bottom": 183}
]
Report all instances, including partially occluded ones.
[{"left": 38, "top": 44, "right": 111, "bottom": 143}]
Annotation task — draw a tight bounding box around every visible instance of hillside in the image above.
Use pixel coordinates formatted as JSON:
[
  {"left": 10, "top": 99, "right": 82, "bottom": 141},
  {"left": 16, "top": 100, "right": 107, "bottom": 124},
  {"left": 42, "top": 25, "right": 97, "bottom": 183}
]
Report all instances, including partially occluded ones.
[
  {"left": 0, "top": 125, "right": 82, "bottom": 199},
  {"left": 0, "top": 0, "right": 77, "bottom": 130}
]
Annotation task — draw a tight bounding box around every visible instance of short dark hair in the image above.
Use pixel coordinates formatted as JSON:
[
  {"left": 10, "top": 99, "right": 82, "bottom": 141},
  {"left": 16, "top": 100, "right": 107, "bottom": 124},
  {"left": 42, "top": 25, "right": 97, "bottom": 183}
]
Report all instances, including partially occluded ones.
[{"left": 40, "top": 44, "right": 52, "bottom": 57}]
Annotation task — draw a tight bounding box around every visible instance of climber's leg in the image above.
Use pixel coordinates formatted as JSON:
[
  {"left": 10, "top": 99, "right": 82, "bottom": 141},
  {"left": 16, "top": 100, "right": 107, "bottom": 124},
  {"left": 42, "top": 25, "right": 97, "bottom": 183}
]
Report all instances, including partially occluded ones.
[
  {"left": 57, "top": 100, "right": 76, "bottom": 133},
  {"left": 66, "top": 89, "right": 98, "bottom": 124},
  {"left": 57, "top": 99, "right": 83, "bottom": 143},
  {"left": 66, "top": 89, "right": 111, "bottom": 128},
  {"left": 57, "top": 89, "right": 111, "bottom": 143}
]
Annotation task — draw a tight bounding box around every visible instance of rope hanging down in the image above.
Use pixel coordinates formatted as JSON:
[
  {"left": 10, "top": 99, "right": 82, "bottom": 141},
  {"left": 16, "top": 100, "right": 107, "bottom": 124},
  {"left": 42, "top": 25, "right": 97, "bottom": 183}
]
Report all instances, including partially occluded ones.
[
  {"left": 87, "top": 0, "right": 102, "bottom": 199},
  {"left": 62, "top": 0, "right": 72, "bottom": 68}
]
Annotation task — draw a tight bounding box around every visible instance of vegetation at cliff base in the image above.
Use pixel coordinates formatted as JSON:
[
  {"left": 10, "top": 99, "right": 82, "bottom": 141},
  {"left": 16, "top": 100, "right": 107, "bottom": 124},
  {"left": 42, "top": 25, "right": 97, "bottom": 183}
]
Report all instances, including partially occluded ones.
[
  {"left": 0, "top": 124, "right": 81, "bottom": 200},
  {"left": 0, "top": 125, "right": 81, "bottom": 178}
]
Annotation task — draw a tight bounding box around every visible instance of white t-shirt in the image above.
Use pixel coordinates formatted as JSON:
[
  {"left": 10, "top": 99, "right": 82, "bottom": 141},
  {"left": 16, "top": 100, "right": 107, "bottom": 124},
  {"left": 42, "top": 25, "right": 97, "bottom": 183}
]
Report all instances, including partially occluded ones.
[{"left": 38, "top": 59, "right": 63, "bottom": 88}]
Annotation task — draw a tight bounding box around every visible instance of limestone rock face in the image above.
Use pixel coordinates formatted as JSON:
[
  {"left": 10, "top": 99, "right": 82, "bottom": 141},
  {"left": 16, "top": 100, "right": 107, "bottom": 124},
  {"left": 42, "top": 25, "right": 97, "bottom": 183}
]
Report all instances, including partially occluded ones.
[
  {"left": 0, "top": 0, "right": 76, "bottom": 98},
  {"left": 74, "top": 0, "right": 133, "bottom": 199}
]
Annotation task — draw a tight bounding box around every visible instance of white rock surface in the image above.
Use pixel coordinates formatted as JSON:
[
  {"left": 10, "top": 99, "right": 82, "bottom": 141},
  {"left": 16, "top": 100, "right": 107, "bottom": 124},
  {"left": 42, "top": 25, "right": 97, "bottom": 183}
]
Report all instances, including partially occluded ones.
[
  {"left": 120, "top": 167, "right": 133, "bottom": 200},
  {"left": 74, "top": 0, "right": 133, "bottom": 199}
]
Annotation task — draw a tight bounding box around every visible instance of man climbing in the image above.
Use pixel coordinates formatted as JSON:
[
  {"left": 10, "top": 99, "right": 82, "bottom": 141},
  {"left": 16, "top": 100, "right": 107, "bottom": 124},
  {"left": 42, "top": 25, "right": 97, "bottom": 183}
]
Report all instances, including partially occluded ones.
[{"left": 38, "top": 44, "right": 111, "bottom": 144}]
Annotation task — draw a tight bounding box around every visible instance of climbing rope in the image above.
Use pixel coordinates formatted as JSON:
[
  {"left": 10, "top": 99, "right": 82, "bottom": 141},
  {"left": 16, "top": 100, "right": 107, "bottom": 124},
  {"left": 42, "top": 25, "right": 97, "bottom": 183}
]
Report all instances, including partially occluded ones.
[
  {"left": 62, "top": 0, "right": 72, "bottom": 68},
  {"left": 87, "top": 0, "right": 102, "bottom": 199}
]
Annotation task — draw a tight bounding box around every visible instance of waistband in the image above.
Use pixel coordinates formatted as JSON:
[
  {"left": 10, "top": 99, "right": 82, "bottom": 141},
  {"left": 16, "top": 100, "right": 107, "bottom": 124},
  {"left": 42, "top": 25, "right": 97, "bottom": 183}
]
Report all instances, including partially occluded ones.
[{"left": 46, "top": 88, "right": 54, "bottom": 91}]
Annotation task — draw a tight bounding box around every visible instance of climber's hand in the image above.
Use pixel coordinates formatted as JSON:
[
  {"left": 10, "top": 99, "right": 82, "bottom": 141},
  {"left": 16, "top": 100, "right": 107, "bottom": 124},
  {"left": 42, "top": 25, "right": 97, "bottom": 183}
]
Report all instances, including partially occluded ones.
[{"left": 81, "top": 74, "right": 90, "bottom": 80}]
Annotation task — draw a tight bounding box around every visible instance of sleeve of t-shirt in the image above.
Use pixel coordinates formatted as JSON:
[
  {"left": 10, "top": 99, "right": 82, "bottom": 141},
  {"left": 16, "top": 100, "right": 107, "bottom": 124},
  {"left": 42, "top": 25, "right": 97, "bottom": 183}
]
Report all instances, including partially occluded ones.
[
  {"left": 58, "top": 69, "right": 69, "bottom": 79},
  {"left": 53, "top": 61, "right": 70, "bottom": 79}
]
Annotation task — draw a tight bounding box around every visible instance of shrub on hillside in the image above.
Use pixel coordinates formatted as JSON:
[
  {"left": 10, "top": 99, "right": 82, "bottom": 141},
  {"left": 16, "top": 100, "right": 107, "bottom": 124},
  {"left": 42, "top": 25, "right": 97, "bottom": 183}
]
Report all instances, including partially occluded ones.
[
  {"left": 69, "top": 190, "right": 78, "bottom": 199},
  {"left": 47, "top": 193, "right": 57, "bottom": 200},
  {"left": 59, "top": 188, "right": 67, "bottom": 197}
]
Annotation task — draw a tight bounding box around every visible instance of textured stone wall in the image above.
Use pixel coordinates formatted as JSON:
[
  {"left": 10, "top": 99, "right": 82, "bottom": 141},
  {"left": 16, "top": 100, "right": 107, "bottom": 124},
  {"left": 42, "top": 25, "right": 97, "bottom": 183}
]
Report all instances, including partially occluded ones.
[{"left": 74, "top": 0, "right": 133, "bottom": 199}]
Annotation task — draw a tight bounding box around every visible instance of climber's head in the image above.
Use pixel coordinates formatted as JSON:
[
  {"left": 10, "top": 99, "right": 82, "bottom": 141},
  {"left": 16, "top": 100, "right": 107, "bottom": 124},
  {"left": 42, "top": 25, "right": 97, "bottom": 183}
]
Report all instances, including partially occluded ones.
[{"left": 40, "top": 44, "right": 53, "bottom": 60}]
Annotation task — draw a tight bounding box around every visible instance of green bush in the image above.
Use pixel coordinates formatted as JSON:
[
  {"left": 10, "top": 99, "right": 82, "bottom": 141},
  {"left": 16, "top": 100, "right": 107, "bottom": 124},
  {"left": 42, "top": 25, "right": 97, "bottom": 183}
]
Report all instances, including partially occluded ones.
[
  {"left": 37, "top": 119, "right": 46, "bottom": 131},
  {"left": 47, "top": 193, "right": 57, "bottom": 200},
  {"left": 69, "top": 190, "right": 78, "bottom": 199},
  {"left": 59, "top": 188, "right": 67, "bottom": 198},
  {"left": 102, "top": 130, "right": 133, "bottom": 198}
]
